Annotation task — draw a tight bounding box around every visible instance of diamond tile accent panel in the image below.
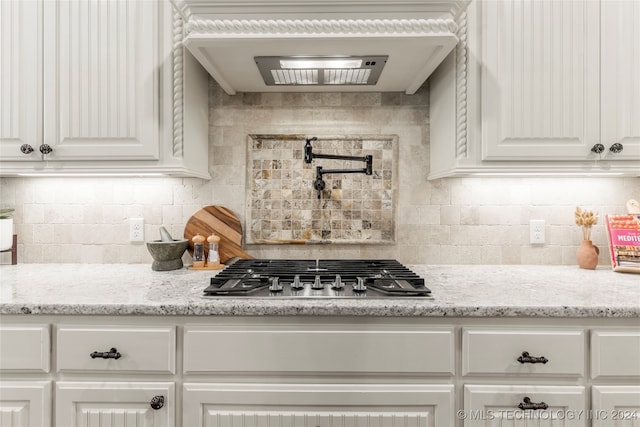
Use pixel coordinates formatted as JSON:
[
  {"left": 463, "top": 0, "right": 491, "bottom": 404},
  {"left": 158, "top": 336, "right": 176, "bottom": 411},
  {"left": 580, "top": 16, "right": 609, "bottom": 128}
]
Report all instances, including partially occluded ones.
[{"left": 246, "top": 134, "right": 397, "bottom": 244}]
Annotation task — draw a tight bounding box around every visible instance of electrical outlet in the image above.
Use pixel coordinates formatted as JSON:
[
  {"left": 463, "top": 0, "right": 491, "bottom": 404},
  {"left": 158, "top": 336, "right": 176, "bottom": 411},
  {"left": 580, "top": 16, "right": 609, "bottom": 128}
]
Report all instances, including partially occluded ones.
[
  {"left": 129, "top": 218, "right": 145, "bottom": 243},
  {"left": 529, "top": 219, "right": 545, "bottom": 244}
]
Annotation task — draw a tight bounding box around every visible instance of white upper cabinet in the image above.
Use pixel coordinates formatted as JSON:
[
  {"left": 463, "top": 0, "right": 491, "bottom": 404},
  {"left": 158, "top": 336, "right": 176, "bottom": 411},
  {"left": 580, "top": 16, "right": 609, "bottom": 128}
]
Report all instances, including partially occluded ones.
[
  {"left": 42, "top": 0, "right": 159, "bottom": 160},
  {"left": 0, "top": 0, "right": 210, "bottom": 178},
  {"left": 600, "top": 0, "right": 640, "bottom": 162},
  {"left": 481, "top": 0, "right": 600, "bottom": 161},
  {"left": 429, "top": 0, "right": 640, "bottom": 178},
  {"left": 0, "top": 0, "right": 42, "bottom": 162}
]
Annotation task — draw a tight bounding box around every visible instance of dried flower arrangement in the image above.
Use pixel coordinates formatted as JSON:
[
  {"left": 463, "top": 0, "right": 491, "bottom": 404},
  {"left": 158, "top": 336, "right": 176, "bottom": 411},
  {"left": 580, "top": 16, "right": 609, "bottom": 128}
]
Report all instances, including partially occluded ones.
[{"left": 574, "top": 206, "right": 598, "bottom": 241}]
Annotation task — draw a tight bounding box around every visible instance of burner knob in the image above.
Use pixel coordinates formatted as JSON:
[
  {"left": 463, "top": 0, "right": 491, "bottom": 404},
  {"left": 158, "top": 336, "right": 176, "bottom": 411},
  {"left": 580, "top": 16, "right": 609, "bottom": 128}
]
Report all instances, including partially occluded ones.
[
  {"left": 332, "top": 275, "right": 344, "bottom": 290},
  {"left": 291, "top": 275, "right": 304, "bottom": 290},
  {"left": 311, "top": 275, "right": 324, "bottom": 290},
  {"left": 269, "top": 277, "right": 283, "bottom": 292},
  {"left": 353, "top": 277, "right": 367, "bottom": 292}
]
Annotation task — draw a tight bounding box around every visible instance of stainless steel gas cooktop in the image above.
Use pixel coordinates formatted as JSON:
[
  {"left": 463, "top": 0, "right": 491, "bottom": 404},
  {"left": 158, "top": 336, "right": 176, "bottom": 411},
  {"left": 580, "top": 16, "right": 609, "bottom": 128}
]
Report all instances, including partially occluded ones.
[{"left": 204, "top": 259, "right": 431, "bottom": 298}]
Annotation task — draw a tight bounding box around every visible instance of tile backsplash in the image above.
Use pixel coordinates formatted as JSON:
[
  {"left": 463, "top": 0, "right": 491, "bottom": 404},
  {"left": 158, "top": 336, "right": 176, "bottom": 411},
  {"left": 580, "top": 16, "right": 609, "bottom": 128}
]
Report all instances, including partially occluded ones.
[
  {"left": 1, "top": 79, "right": 638, "bottom": 265},
  {"left": 247, "top": 134, "right": 396, "bottom": 244}
]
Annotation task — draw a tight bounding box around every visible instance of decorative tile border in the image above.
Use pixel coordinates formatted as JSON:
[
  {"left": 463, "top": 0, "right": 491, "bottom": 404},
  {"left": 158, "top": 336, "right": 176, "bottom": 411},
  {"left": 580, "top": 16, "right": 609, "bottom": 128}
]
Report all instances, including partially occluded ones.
[{"left": 246, "top": 134, "right": 397, "bottom": 244}]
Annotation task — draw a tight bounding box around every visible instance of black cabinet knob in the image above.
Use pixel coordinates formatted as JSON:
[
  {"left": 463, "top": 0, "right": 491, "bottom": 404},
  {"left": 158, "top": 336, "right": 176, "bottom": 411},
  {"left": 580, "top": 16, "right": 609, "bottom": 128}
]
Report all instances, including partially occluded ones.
[
  {"left": 609, "top": 143, "right": 624, "bottom": 154},
  {"left": 39, "top": 144, "right": 53, "bottom": 155},
  {"left": 20, "top": 144, "right": 34, "bottom": 154},
  {"left": 590, "top": 144, "right": 605, "bottom": 154},
  {"left": 150, "top": 395, "right": 164, "bottom": 410}
]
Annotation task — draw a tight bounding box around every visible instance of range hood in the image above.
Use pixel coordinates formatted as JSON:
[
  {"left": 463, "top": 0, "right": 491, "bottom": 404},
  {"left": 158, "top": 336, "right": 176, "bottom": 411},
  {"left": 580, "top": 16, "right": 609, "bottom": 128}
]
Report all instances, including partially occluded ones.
[{"left": 171, "top": 0, "right": 470, "bottom": 95}]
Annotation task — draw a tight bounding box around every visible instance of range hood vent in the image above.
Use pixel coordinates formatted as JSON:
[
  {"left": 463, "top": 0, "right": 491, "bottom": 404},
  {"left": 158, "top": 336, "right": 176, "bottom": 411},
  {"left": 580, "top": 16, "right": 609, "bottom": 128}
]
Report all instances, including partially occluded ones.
[
  {"left": 172, "top": 0, "right": 470, "bottom": 95},
  {"left": 255, "top": 56, "right": 388, "bottom": 86}
]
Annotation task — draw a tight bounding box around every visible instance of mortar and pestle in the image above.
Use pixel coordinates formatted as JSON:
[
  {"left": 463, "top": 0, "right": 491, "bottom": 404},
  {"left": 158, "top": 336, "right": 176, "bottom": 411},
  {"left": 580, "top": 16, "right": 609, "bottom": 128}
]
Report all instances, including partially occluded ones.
[{"left": 146, "top": 227, "right": 189, "bottom": 271}]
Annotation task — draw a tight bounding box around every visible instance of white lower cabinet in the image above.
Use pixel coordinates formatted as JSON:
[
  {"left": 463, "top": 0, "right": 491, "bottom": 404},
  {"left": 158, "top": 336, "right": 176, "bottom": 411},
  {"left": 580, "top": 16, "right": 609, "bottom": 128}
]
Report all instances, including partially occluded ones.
[
  {"left": 591, "top": 386, "right": 640, "bottom": 427},
  {"left": 182, "top": 324, "right": 455, "bottom": 426},
  {"left": 464, "top": 385, "right": 586, "bottom": 427},
  {"left": 55, "top": 382, "right": 174, "bottom": 427},
  {"left": 0, "top": 318, "right": 638, "bottom": 427},
  {"left": 591, "top": 329, "right": 640, "bottom": 427},
  {"left": 462, "top": 327, "right": 587, "bottom": 426},
  {"left": 183, "top": 383, "right": 454, "bottom": 427},
  {"left": 0, "top": 381, "right": 51, "bottom": 427},
  {"left": 0, "top": 325, "right": 51, "bottom": 427}
]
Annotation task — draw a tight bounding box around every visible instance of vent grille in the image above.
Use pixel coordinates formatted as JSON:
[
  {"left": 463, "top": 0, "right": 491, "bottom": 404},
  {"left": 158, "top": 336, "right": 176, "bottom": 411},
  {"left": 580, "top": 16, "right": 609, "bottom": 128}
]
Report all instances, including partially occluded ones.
[
  {"left": 271, "top": 69, "right": 319, "bottom": 85},
  {"left": 256, "top": 56, "right": 387, "bottom": 86},
  {"left": 325, "top": 69, "right": 372, "bottom": 85}
]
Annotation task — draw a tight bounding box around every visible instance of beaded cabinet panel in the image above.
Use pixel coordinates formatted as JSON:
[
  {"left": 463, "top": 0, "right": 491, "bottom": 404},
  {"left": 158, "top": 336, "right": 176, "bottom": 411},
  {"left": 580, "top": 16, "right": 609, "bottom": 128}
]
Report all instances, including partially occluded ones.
[{"left": 246, "top": 134, "right": 397, "bottom": 244}]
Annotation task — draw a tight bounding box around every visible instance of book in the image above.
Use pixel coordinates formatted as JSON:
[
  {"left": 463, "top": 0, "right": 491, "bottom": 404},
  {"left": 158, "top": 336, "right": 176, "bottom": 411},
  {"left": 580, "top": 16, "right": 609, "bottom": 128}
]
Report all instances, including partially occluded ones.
[{"left": 605, "top": 214, "right": 640, "bottom": 274}]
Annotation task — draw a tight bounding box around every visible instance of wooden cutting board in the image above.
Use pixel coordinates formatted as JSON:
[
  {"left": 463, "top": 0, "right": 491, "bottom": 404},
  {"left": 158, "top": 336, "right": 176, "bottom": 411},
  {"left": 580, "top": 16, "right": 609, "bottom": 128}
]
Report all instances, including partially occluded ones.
[{"left": 183, "top": 206, "right": 252, "bottom": 263}]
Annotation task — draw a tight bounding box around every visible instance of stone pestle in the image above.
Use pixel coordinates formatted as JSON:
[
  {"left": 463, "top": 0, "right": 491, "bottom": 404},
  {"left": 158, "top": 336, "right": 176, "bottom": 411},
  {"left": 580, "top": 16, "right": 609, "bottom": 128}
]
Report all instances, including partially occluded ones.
[{"left": 159, "top": 226, "right": 174, "bottom": 242}]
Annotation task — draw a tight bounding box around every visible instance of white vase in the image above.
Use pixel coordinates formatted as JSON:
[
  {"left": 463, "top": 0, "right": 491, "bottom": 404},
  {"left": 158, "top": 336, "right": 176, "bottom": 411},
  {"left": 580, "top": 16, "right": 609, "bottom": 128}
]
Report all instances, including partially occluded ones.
[{"left": 0, "top": 218, "right": 14, "bottom": 251}]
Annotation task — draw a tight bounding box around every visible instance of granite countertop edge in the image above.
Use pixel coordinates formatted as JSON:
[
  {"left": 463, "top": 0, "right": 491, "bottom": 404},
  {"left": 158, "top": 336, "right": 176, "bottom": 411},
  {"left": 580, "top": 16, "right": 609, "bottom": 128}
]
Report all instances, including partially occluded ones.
[{"left": 2, "top": 304, "right": 639, "bottom": 318}]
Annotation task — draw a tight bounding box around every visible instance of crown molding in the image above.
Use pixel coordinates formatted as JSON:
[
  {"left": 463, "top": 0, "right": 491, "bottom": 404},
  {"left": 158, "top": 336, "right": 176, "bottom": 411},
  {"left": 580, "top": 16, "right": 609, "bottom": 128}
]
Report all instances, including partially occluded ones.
[{"left": 185, "top": 18, "right": 457, "bottom": 35}]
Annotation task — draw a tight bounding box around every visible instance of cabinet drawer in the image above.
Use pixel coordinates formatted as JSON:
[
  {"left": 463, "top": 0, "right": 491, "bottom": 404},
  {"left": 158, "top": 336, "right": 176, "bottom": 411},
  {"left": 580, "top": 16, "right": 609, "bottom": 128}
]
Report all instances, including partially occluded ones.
[
  {"left": 0, "top": 324, "right": 50, "bottom": 372},
  {"left": 591, "top": 329, "right": 640, "bottom": 378},
  {"left": 56, "top": 325, "right": 175, "bottom": 373},
  {"left": 184, "top": 325, "right": 454, "bottom": 375},
  {"left": 462, "top": 327, "right": 585, "bottom": 376}
]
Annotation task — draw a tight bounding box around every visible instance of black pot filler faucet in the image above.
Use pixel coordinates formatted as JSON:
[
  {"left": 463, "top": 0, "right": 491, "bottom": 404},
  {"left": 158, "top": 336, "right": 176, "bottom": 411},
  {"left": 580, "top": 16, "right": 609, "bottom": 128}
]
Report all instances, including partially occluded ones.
[{"left": 304, "top": 137, "right": 373, "bottom": 199}]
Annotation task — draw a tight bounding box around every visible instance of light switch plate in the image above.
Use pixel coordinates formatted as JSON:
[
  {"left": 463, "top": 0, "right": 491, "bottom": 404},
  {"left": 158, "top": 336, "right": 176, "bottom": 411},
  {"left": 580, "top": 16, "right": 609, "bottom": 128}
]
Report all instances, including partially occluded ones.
[{"left": 529, "top": 219, "right": 545, "bottom": 244}]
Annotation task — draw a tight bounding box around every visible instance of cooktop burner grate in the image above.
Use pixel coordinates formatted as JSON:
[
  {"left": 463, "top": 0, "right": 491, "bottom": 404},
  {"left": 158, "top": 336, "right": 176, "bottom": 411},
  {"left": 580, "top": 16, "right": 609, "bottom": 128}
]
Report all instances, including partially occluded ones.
[{"left": 203, "top": 259, "right": 431, "bottom": 298}]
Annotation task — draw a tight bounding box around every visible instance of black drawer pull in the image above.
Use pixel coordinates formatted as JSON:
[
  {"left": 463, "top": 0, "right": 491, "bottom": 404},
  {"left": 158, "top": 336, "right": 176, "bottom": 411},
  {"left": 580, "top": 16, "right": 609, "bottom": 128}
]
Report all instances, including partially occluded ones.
[
  {"left": 517, "top": 351, "right": 548, "bottom": 364},
  {"left": 150, "top": 395, "right": 164, "bottom": 410},
  {"left": 518, "top": 396, "right": 548, "bottom": 411},
  {"left": 90, "top": 347, "right": 122, "bottom": 359}
]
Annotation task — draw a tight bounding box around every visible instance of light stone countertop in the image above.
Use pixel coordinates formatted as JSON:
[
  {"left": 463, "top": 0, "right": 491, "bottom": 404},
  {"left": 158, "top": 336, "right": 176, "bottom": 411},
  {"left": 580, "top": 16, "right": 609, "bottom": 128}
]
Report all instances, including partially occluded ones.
[{"left": 0, "top": 264, "right": 638, "bottom": 317}]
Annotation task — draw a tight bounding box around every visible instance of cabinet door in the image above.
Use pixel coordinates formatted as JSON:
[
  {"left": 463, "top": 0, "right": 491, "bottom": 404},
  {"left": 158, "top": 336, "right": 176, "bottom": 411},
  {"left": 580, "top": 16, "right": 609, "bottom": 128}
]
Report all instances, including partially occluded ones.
[
  {"left": 0, "top": 0, "right": 42, "bottom": 161},
  {"left": 42, "top": 0, "right": 159, "bottom": 160},
  {"left": 481, "top": 0, "right": 600, "bottom": 160},
  {"left": 600, "top": 0, "right": 640, "bottom": 161},
  {"left": 56, "top": 382, "right": 174, "bottom": 427},
  {"left": 464, "top": 385, "right": 585, "bottom": 427},
  {"left": 592, "top": 386, "right": 640, "bottom": 427},
  {"left": 184, "top": 383, "right": 454, "bottom": 427},
  {"left": 0, "top": 381, "right": 51, "bottom": 427}
]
